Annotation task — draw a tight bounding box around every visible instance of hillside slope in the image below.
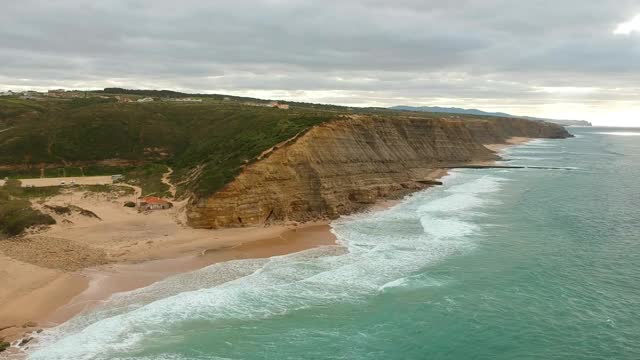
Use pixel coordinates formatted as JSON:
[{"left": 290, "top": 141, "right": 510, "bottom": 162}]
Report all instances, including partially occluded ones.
[
  {"left": 0, "top": 95, "right": 571, "bottom": 230},
  {"left": 390, "top": 106, "right": 592, "bottom": 127},
  {"left": 188, "top": 116, "right": 570, "bottom": 228},
  {"left": 0, "top": 98, "right": 333, "bottom": 196}
]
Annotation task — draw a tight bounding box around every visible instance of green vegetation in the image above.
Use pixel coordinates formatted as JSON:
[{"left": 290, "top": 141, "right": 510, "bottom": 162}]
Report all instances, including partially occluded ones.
[
  {"left": 0, "top": 339, "right": 9, "bottom": 353},
  {"left": 2, "top": 89, "right": 494, "bottom": 197},
  {"left": 0, "top": 179, "right": 133, "bottom": 238},
  {"left": 0, "top": 168, "right": 42, "bottom": 179},
  {"left": 0, "top": 181, "right": 55, "bottom": 237},
  {"left": 123, "top": 163, "right": 169, "bottom": 197},
  {"left": 0, "top": 94, "right": 336, "bottom": 196},
  {"left": 2, "top": 179, "right": 62, "bottom": 199}
]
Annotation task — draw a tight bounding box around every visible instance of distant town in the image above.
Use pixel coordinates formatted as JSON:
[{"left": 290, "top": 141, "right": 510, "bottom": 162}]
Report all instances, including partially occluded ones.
[{"left": 0, "top": 89, "right": 290, "bottom": 109}]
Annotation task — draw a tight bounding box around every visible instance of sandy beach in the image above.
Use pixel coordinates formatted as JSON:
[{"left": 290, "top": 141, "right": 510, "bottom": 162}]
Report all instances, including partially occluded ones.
[
  {"left": 484, "top": 136, "right": 532, "bottom": 153},
  {"left": 0, "top": 138, "right": 526, "bottom": 350},
  {"left": 0, "top": 186, "right": 335, "bottom": 346}
]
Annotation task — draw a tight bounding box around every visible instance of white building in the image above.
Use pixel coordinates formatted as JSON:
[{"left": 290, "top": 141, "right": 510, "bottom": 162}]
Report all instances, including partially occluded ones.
[{"left": 167, "top": 98, "right": 202, "bottom": 102}]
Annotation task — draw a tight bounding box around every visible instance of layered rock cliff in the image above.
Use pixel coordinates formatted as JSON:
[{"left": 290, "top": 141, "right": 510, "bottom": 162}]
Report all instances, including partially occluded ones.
[{"left": 187, "top": 116, "right": 570, "bottom": 228}]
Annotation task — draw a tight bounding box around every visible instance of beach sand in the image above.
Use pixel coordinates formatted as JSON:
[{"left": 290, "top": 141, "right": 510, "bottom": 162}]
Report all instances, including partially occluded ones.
[
  {"left": 0, "top": 187, "right": 335, "bottom": 344},
  {"left": 0, "top": 146, "right": 519, "bottom": 347},
  {"left": 43, "top": 223, "right": 336, "bottom": 326},
  {"left": 484, "top": 136, "right": 532, "bottom": 153}
]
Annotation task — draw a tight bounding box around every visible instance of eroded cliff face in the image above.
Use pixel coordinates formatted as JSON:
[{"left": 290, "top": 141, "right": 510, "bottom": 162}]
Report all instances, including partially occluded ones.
[{"left": 187, "top": 116, "right": 570, "bottom": 228}]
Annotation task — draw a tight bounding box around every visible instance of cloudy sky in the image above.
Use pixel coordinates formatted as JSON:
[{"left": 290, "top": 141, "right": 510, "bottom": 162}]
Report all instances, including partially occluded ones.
[{"left": 2, "top": 1, "right": 640, "bottom": 126}]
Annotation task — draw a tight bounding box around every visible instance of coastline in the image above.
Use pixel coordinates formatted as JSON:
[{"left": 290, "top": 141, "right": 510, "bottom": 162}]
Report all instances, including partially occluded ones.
[
  {"left": 483, "top": 136, "right": 532, "bottom": 153},
  {"left": 45, "top": 222, "right": 336, "bottom": 326},
  {"left": 0, "top": 222, "right": 335, "bottom": 345},
  {"left": 0, "top": 137, "right": 529, "bottom": 351}
]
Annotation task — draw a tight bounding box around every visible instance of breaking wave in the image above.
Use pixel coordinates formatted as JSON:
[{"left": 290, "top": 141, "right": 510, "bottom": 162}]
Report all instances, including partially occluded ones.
[
  {"left": 595, "top": 131, "right": 640, "bottom": 136},
  {"left": 29, "top": 172, "right": 505, "bottom": 360}
]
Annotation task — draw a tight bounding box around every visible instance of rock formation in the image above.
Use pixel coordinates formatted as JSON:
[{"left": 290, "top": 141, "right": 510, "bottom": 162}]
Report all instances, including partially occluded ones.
[{"left": 187, "top": 115, "right": 571, "bottom": 228}]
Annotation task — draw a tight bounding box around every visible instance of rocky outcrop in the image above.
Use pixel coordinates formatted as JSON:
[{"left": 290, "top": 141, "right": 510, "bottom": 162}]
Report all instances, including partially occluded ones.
[{"left": 187, "top": 116, "right": 571, "bottom": 228}]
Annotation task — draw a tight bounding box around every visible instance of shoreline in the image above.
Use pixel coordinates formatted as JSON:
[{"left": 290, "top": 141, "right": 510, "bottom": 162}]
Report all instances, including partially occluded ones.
[
  {"left": 44, "top": 222, "right": 336, "bottom": 326},
  {"left": 484, "top": 136, "right": 532, "bottom": 154},
  {"left": 0, "top": 222, "right": 335, "bottom": 345},
  {"left": 0, "top": 137, "right": 530, "bottom": 351}
]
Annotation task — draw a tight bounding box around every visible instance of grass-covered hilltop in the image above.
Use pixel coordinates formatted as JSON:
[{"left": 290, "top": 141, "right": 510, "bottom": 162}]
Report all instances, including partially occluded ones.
[
  {"left": 0, "top": 88, "right": 569, "bottom": 200},
  {"left": 0, "top": 89, "right": 341, "bottom": 197}
]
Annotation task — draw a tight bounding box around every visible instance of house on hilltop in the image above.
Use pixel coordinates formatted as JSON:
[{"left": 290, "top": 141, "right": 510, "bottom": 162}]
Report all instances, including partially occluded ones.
[
  {"left": 270, "top": 102, "right": 290, "bottom": 110},
  {"left": 115, "top": 96, "right": 133, "bottom": 103},
  {"left": 47, "top": 89, "right": 66, "bottom": 97},
  {"left": 167, "top": 97, "right": 202, "bottom": 102}
]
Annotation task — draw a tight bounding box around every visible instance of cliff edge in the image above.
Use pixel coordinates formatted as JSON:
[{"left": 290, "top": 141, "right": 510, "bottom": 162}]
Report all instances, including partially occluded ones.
[{"left": 187, "top": 116, "right": 570, "bottom": 228}]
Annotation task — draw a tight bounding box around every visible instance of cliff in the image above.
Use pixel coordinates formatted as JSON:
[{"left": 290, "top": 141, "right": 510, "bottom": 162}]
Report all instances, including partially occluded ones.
[{"left": 187, "top": 116, "right": 571, "bottom": 228}]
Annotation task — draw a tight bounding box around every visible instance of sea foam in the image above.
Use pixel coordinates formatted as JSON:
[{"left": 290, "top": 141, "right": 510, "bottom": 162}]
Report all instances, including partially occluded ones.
[
  {"left": 29, "top": 172, "right": 504, "bottom": 360},
  {"left": 596, "top": 131, "right": 640, "bottom": 136}
]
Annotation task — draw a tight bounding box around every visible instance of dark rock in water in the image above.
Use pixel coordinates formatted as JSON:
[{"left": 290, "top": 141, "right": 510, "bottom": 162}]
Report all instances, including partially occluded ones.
[
  {"left": 0, "top": 340, "right": 9, "bottom": 353},
  {"left": 415, "top": 180, "right": 443, "bottom": 186},
  {"left": 18, "top": 337, "right": 32, "bottom": 347},
  {"left": 124, "top": 201, "right": 136, "bottom": 208}
]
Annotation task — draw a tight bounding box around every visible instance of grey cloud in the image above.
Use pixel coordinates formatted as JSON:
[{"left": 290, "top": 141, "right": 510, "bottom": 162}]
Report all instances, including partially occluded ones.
[{"left": 1, "top": 0, "right": 640, "bottom": 121}]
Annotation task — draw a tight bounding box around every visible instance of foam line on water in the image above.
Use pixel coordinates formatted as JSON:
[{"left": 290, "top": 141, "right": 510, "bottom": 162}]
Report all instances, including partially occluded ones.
[
  {"left": 29, "top": 172, "right": 506, "bottom": 360},
  {"left": 596, "top": 131, "right": 640, "bottom": 136}
]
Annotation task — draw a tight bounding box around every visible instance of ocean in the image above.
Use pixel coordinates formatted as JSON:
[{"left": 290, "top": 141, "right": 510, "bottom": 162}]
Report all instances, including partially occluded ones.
[{"left": 28, "top": 126, "right": 640, "bottom": 360}]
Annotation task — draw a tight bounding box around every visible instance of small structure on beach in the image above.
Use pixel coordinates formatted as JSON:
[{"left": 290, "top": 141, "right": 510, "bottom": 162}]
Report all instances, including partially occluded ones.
[{"left": 139, "top": 196, "right": 173, "bottom": 211}]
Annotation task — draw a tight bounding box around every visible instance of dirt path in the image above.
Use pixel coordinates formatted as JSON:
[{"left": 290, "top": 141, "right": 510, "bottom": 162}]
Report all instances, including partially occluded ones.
[
  {"left": 161, "top": 167, "right": 177, "bottom": 198},
  {"left": 0, "top": 176, "right": 114, "bottom": 188},
  {"left": 119, "top": 183, "right": 142, "bottom": 199}
]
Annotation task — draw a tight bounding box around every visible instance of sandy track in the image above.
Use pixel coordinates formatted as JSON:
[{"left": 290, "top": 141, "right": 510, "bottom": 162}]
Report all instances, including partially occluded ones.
[
  {"left": 161, "top": 167, "right": 176, "bottom": 198},
  {"left": 0, "top": 186, "right": 335, "bottom": 343},
  {"left": 0, "top": 176, "right": 114, "bottom": 188}
]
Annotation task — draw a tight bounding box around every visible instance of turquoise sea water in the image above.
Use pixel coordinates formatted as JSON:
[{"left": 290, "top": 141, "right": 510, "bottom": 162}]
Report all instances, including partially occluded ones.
[{"left": 29, "top": 127, "right": 640, "bottom": 360}]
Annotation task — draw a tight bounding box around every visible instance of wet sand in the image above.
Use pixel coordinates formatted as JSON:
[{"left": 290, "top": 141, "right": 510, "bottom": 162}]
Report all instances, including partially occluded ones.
[
  {"left": 43, "top": 223, "right": 336, "bottom": 327},
  {"left": 0, "top": 156, "right": 494, "bottom": 347},
  {"left": 0, "top": 221, "right": 335, "bottom": 344},
  {"left": 484, "top": 136, "right": 532, "bottom": 153}
]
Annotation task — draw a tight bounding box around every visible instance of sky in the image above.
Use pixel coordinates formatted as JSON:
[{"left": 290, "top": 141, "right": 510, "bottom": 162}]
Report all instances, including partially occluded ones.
[{"left": 2, "top": 1, "right": 640, "bottom": 126}]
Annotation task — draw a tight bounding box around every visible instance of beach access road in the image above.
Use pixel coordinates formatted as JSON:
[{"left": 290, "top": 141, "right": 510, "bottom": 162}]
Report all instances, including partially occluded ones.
[{"left": 0, "top": 176, "right": 114, "bottom": 187}]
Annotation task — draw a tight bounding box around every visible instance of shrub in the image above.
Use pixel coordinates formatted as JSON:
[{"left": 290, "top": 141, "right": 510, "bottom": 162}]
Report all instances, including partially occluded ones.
[{"left": 0, "top": 196, "right": 56, "bottom": 237}]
